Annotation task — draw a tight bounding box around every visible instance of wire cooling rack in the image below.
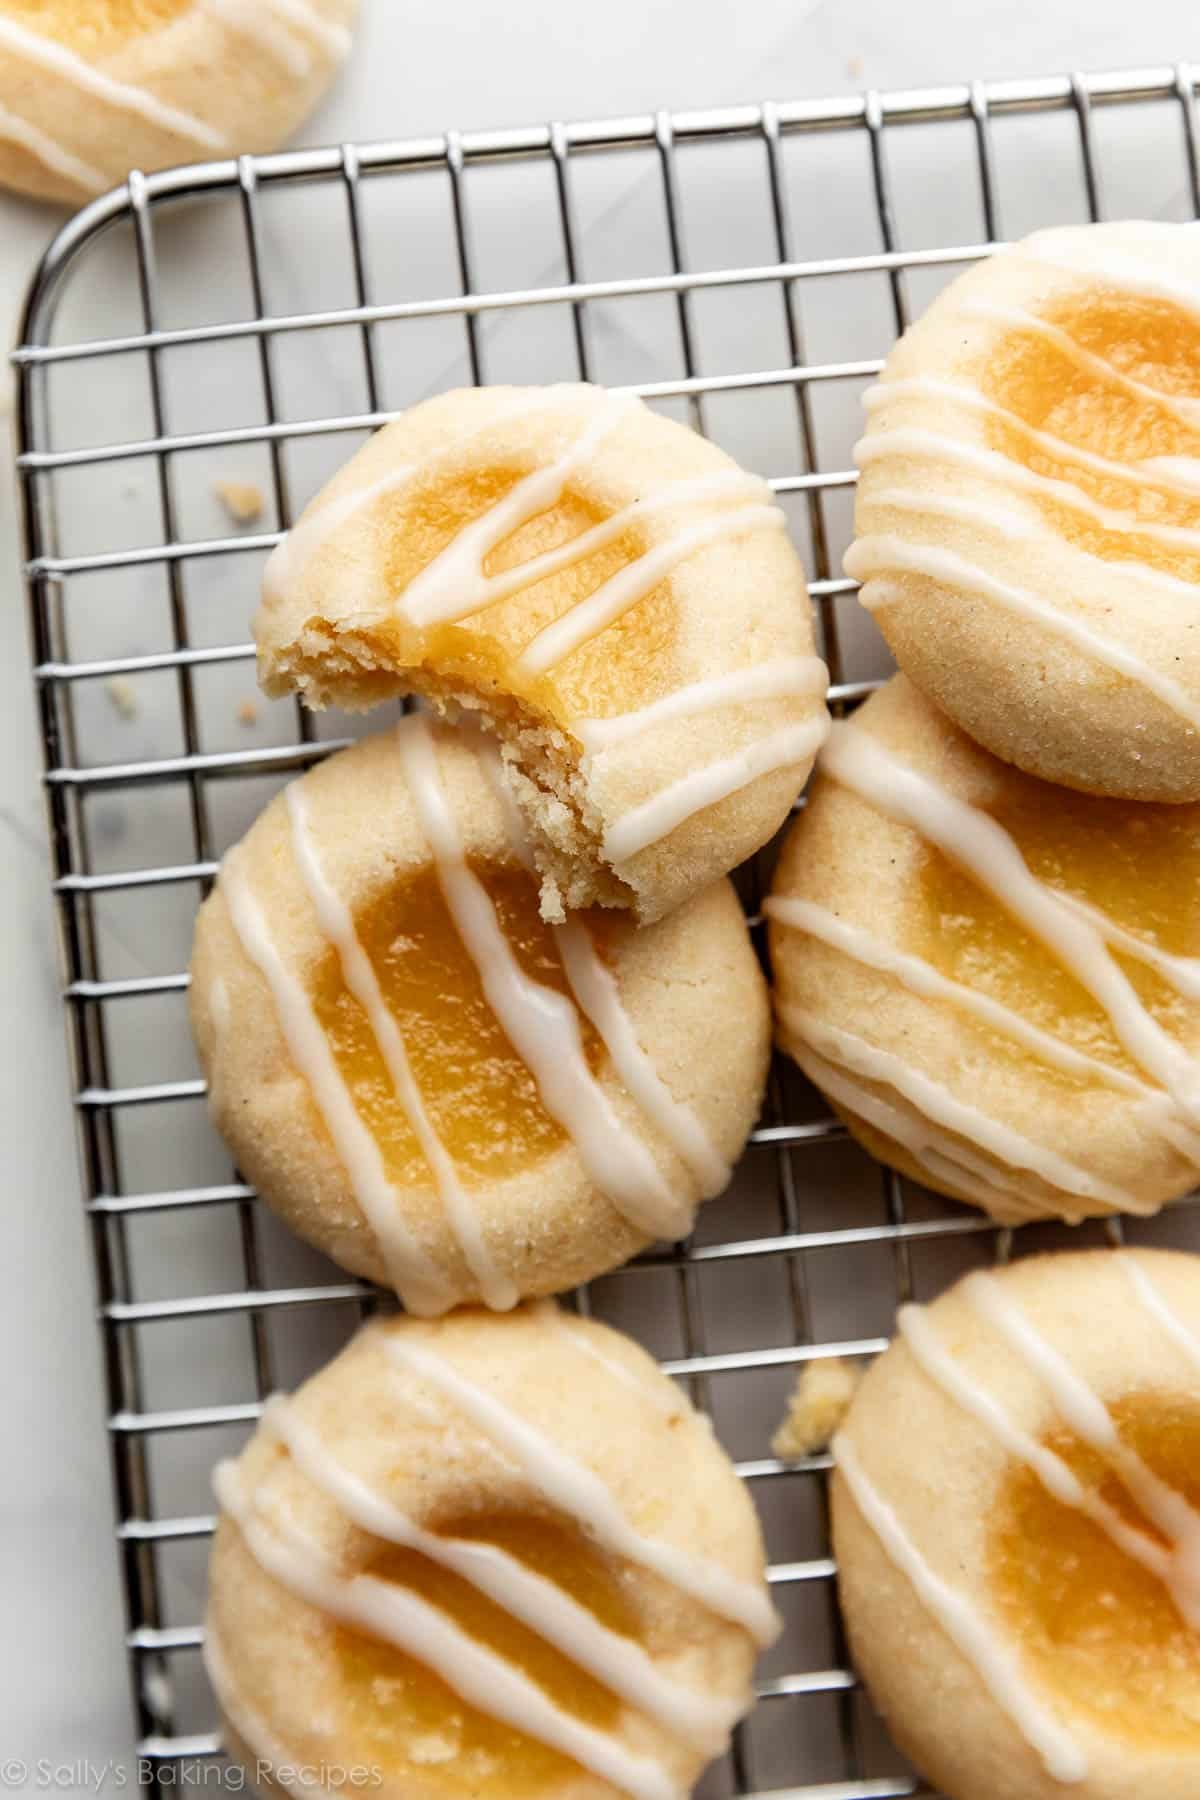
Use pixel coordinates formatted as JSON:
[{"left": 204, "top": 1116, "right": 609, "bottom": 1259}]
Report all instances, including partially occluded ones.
[{"left": 14, "top": 60, "right": 1200, "bottom": 1800}]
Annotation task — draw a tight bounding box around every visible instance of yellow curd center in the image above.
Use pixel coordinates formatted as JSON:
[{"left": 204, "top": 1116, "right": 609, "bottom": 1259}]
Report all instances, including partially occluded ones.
[
  {"left": 981, "top": 292, "right": 1200, "bottom": 581},
  {"left": 348, "top": 458, "right": 681, "bottom": 720},
  {"left": 334, "top": 1508, "right": 639, "bottom": 1793},
  {"left": 307, "top": 860, "right": 608, "bottom": 1185},
  {"left": 912, "top": 770, "right": 1200, "bottom": 1076},
  {"left": 988, "top": 1393, "right": 1200, "bottom": 1750}
]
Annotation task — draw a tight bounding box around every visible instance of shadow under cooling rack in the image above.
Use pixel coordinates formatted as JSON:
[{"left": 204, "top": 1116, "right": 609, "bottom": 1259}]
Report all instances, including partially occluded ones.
[{"left": 13, "top": 60, "right": 1200, "bottom": 1800}]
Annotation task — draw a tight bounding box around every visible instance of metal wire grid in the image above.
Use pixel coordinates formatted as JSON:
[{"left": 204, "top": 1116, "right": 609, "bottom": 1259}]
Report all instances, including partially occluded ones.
[{"left": 14, "top": 60, "right": 1200, "bottom": 1800}]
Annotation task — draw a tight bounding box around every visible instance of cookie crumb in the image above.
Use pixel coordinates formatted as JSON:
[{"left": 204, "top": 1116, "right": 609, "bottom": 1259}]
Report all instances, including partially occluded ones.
[
  {"left": 847, "top": 54, "right": 864, "bottom": 80},
  {"left": 105, "top": 676, "right": 139, "bottom": 721},
  {"left": 772, "top": 1357, "right": 861, "bottom": 1459},
  {"left": 214, "top": 478, "right": 265, "bottom": 525},
  {"left": 236, "top": 698, "right": 260, "bottom": 729}
]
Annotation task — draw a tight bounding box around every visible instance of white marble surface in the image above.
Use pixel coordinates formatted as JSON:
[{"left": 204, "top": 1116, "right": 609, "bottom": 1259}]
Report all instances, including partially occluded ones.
[{"left": 2, "top": 0, "right": 1199, "bottom": 1782}]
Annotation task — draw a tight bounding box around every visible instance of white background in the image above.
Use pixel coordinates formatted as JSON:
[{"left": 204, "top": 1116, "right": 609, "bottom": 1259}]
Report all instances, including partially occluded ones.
[{"left": 1, "top": 0, "right": 1197, "bottom": 1778}]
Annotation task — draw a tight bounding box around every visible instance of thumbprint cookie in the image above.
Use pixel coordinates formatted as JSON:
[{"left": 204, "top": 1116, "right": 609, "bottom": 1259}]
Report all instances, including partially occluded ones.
[
  {"left": 767, "top": 674, "right": 1200, "bottom": 1226},
  {"left": 254, "top": 382, "right": 829, "bottom": 924},
  {"left": 833, "top": 1249, "right": 1200, "bottom": 1800},
  {"left": 189, "top": 716, "right": 770, "bottom": 1314},
  {"left": 0, "top": 0, "right": 357, "bottom": 206},
  {"left": 848, "top": 220, "right": 1200, "bottom": 802},
  {"left": 207, "top": 1302, "right": 779, "bottom": 1799}
]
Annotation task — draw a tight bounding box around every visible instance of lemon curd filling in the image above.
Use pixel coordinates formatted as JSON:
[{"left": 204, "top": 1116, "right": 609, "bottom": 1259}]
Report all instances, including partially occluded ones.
[
  {"left": 340, "top": 459, "right": 682, "bottom": 721},
  {"left": 981, "top": 294, "right": 1200, "bottom": 582},
  {"left": 988, "top": 1394, "right": 1200, "bottom": 1751},
  {"left": 334, "top": 1510, "right": 638, "bottom": 1793},
  {"left": 306, "top": 860, "right": 610, "bottom": 1185},
  {"left": 911, "top": 771, "right": 1200, "bottom": 1080},
  {"left": 3, "top": 0, "right": 193, "bottom": 51}
]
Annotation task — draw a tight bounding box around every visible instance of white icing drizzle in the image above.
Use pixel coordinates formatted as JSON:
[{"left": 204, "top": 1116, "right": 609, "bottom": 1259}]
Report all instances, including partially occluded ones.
[
  {"left": 261, "top": 1395, "right": 739, "bottom": 1753},
  {"left": 781, "top": 1004, "right": 1135, "bottom": 1211},
  {"left": 397, "top": 391, "right": 637, "bottom": 627},
  {"left": 1052, "top": 891, "right": 1200, "bottom": 1000},
  {"left": 859, "top": 479, "right": 1200, "bottom": 609},
  {"left": 553, "top": 918, "right": 730, "bottom": 1193},
  {"left": 202, "top": 0, "right": 314, "bottom": 76},
  {"left": 220, "top": 850, "right": 453, "bottom": 1316},
  {"left": 897, "top": 1305, "right": 1181, "bottom": 1607},
  {"left": 385, "top": 1333, "right": 782, "bottom": 1647},
  {"left": 474, "top": 736, "right": 728, "bottom": 1191},
  {"left": 846, "top": 535, "right": 1200, "bottom": 733},
  {"left": 1016, "top": 239, "right": 1200, "bottom": 329},
  {"left": 834, "top": 1432, "right": 1087, "bottom": 1783},
  {"left": 0, "top": 16, "right": 227, "bottom": 151},
  {"left": 0, "top": 97, "right": 107, "bottom": 194},
  {"left": 1147, "top": 1105, "right": 1200, "bottom": 1168},
  {"left": 602, "top": 717, "right": 828, "bottom": 865},
  {"left": 1122, "top": 1256, "right": 1200, "bottom": 1373},
  {"left": 464, "top": 471, "right": 768, "bottom": 621},
  {"left": 205, "top": 1625, "right": 348, "bottom": 1799},
  {"left": 214, "top": 1459, "right": 682, "bottom": 1800},
  {"left": 864, "top": 375, "right": 1200, "bottom": 504},
  {"left": 262, "top": 389, "right": 589, "bottom": 607},
  {"left": 956, "top": 298, "right": 1200, "bottom": 428},
  {"left": 1145, "top": 456, "right": 1200, "bottom": 493},
  {"left": 575, "top": 656, "right": 829, "bottom": 752},
  {"left": 537, "top": 1304, "right": 685, "bottom": 1415},
  {"left": 399, "top": 453, "right": 768, "bottom": 629},
  {"left": 518, "top": 503, "right": 785, "bottom": 677},
  {"left": 394, "top": 714, "right": 690, "bottom": 1240},
  {"left": 856, "top": 431, "right": 1200, "bottom": 572},
  {"left": 820, "top": 723, "right": 1200, "bottom": 1119},
  {"left": 967, "top": 1270, "right": 1200, "bottom": 1625},
  {"left": 285, "top": 782, "right": 516, "bottom": 1312},
  {"left": 767, "top": 896, "right": 1151, "bottom": 1098},
  {"left": 787, "top": 1035, "right": 1049, "bottom": 1217}
]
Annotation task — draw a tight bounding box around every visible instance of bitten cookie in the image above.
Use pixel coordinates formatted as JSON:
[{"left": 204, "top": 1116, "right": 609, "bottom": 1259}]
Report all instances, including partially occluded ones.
[
  {"left": 190, "top": 716, "right": 771, "bottom": 1313},
  {"left": 768, "top": 674, "right": 1200, "bottom": 1226},
  {"left": 255, "top": 382, "right": 828, "bottom": 923},
  {"left": 208, "top": 1303, "right": 779, "bottom": 1799},
  {"left": 0, "top": 0, "right": 357, "bottom": 205},
  {"left": 848, "top": 220, "right": 1200, "bottom": 801},
  {"left": 833, "top": 1249, "right": 1200, "bottom": 1800}
]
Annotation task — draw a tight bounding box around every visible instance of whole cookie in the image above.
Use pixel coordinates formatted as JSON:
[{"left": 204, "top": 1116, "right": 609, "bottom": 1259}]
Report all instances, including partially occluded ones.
[
  {"left": 208, "top": 1303, "right": 779, "bottom": 1799},
  {"left": 255, "top": 382, "right": 828, "bottom": 924},
  {"left": 767, "top": 674, "right": 1200, "bottom": 1225},
  {"left": 833, "top": 1249, "right": 1200, "bottom": 1800},
  {"left": 848, "top": 220, "right": 1200, "bottom": 802},
  {"left": 0, "top": 0, "right": 357, "bottom": 205},
  {"left": 190, "top": 716, "right": 771, "bottom": 1312}
]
